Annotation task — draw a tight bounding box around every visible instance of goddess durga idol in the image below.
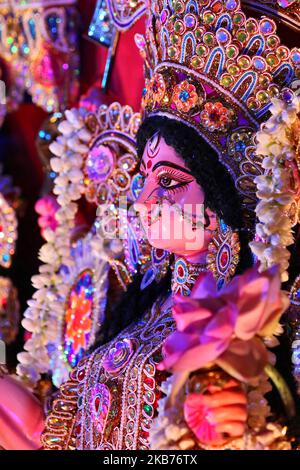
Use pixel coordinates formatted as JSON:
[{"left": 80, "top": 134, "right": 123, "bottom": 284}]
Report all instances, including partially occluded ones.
[{"left": 1, "top": 0, "right": 300, "bottom": 450}]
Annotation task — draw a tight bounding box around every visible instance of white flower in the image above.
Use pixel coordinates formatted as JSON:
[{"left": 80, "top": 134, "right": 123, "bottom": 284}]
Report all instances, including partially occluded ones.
[
  {"left": 50, "top": 141, "right": 65, "bottom": 157},
  {"left": 65, "top": 109, "right": 83, "bottom": 129},
  {"left": 78, "top": 128, "right": 92, "bottom": 142},
  {"left": 58, "top": 120, "right": 74, "bottom": 136},
  {"left": 50, "top": 157, "right": 63, "bottom": 172},
  {"left": 68, "top": 168, "right": 83, "bottom": 183}
]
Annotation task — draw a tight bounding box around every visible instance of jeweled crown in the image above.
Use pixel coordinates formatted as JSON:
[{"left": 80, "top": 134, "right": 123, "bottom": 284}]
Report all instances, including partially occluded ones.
[{"left": 135, "top": 0, "right": 300, "bottom": 225}]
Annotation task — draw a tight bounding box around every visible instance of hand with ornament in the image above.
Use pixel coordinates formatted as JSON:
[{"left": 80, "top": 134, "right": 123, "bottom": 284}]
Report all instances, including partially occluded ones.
[
  {"left": 0, "top": 374, "right": 44, "bottom": 450},
  {"left": 184, "top": 373, "right": 247, "bottom": 447},
  {"left": 157, "top": 265, "right": 289, "bottom": 448}
]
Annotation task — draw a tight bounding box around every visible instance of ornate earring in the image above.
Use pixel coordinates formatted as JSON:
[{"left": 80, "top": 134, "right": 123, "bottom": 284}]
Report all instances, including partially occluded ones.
[
  {"left": 141, "top": 247, "right": 172, "bottom": 290},
  {"left": 206, "top": 217, "right": 240, "bottom": 290}
]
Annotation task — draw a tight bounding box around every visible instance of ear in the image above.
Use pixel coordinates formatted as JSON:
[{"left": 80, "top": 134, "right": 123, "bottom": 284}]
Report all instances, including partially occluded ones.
[{"left": 205, "top": 207, "right": 217, "bottom": 232}]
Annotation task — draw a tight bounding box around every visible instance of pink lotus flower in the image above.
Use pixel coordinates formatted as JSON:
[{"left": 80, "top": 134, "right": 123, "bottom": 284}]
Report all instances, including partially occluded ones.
[
  {"left": 35, "top": 195, "right": 59, "bottom": 239},
  {"left": 158, "top": 265, "right": 289, "bottom": 383}
]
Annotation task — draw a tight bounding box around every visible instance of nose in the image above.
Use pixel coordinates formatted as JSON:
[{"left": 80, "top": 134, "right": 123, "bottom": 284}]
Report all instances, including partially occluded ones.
[{"left": 134, "top": 177, "right": 152, "bottom": 206}]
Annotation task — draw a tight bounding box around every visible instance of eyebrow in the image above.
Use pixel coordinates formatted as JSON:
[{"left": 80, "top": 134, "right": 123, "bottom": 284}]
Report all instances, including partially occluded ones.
[{"left": 152, "top": 161, "right": 193, "bottom": 176}]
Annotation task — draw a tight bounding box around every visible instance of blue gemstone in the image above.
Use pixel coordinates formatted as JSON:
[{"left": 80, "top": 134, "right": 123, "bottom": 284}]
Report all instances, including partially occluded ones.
[
  {"left": 179, "top": 90, "right": 190, "bottom": 103},
  {"left": 142, "top": 87, "right": 147, "bottom": 97},
  {"left": 226, "top": 0, "right": 237, "bottom": 10},
  {"left": 217, "top": 278, "right": 225, "bottom": 290},
  {"left": 282, "top": 89, "right": 294, "bottom": 103},
  {"left": 185, "top": 15, "right": 196, "bottom": 28},
  {"left": 131, "top": 174, "right": 144, "bottom": 200},
  {"left": 253, "top": 58, "right": 265, "bottom": 70},
  {"left": 235, "top": 140, "right": 246, "bottom": 151},
  {"left": 28, "top": 19, "right": 36, "bottom": 40},
  {"left": 46, "top": 343, "right": 56, "bottom": 353},
  {"left": 217, "top": 30, "right": 229, "bottom": 43},
  {"left": 292, "top": 51, "right": 300, "bottom": 64},
  {"left": 141, "top": 268, "right": 155, "bottom": 290},
  {"left": 261, "top": 20, "right": 273, "bottom": 34},
  {"left": 60, "top": 264, "right": 70, "bottom": 275},
  {"left": 220, "top": 219, "right": 228, "bottom": 234},
  {"left": 47, "top": 16, "right": 59, "bottom": 41},
  {"left": 2, "top": 254, "right": 9, "bottom": 262}
]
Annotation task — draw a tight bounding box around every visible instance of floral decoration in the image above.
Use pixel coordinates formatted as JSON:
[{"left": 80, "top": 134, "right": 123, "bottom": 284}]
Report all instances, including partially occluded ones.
[
  {"left": 173, "top": 81, "right": 199, "bottom": 113},
  {"left": 35, "top": 195, "right": 59, "bottom": 239},
  {"left": 250, "top": 92, "right": 300, "bottom": 282},
  {"left": 200, "top": 101, "right": 234, "bottom": 132},
  {"left": 151, "top": 73, "right": 166, "bottom": 104},
  {"left": 158, "top": 265, "right": 288, "bottom": 381},
  {"left": 150, "top": 266, "right": 290, "bottom": 450},
  {"left": 102, "top": 338, "right": 134, "bottom": 374}
]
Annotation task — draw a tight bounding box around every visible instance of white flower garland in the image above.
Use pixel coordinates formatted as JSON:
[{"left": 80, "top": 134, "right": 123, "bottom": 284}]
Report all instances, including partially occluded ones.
[
  {"left": 17, "top": 103, "right": 141, "bottom": 386},
  {"left": 250, "top": 94, "right": 300, "bottom": 282},
  {"left": 17, "top": 108, "right": 95, "bottom": 385}
]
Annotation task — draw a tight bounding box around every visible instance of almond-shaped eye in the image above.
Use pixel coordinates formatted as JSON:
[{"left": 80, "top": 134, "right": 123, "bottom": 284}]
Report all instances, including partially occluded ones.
[{"left": 159, "top": 175, "right": 178, "bottom": 188}]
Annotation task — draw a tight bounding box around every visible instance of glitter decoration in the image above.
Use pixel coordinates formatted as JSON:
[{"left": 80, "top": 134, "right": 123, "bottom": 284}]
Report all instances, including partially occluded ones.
[
  {"left": 63, "top": 270, "right": 94, "bottom": 368},
  {"left": 85, "top": 145, "right": 115, "bottom": 183},
  {"left": 90, "top": 383, "right": 111, "bottom": 433},
  {"left": 103, "top": 338, "right": 134, "bottom": 374}
]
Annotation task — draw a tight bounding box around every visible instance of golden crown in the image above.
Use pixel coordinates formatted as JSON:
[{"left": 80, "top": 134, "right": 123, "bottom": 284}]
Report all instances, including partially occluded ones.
[{"left": 135, "top": 0, "right": 300, "bottom": 225}]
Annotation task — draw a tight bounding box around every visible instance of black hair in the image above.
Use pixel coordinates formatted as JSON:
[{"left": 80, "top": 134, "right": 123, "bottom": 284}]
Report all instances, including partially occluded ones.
[{"left": 97, "top": 116, "right": 254, "bottom": 345}]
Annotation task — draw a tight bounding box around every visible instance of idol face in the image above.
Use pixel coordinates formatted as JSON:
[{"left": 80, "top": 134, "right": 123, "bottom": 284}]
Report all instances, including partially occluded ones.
[{"left": 134, "top": 133, "right": 217, "bottom": 257}]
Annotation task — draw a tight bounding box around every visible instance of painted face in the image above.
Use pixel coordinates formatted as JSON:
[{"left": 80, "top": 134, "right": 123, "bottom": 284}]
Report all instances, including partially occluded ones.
[{"left": 134, "top": 134, "right": 217, "bottom": 257}]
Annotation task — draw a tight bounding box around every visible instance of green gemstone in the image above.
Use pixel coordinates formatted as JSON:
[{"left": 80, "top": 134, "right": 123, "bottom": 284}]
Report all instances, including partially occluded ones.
[
  {"left": 168, "top": 46, "right": 177, "bottom": 58},
  {"left": 196, "top": 45, "right": 207, "bottom": 56},
  {"left": 203, "top": 13, "right": 215, "bottom": 24},
  {"left": 237, "top": 31, "right": 247, "bottom": 42},
  {"left": 195, "top": 28, "right": 202, "bottom": 39},
  {"left": 233, "top": 13, "right": 243, "bottom": 24},
  {"left": 144, "top": 404, "right": 152, "bottom": 415},
  {"left": 227, "top": 47, "right": 236, "bottom": 58},
  {"left": 203, "top": 33, "right": 214, "bottom": 46},
  {"left": 174, "top": 21, "right": 183, "bottom": 33}
]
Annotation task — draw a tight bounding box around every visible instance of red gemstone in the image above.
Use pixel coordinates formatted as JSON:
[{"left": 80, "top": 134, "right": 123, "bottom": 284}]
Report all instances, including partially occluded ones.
[
  {"left": 144, "top": 377, "right": 155, "bottom": 388},
  {"left": 156, "top": 249, "right": 164, "bottom": 258},
  {"left": 140, "top": 430, "right": 149, "bottom": 439},
  {"left": 177, "top": 266, "right": 184, "bottom": 277},
  {"left": 94, "top": 396, "right": 101, "bottom": 412},
  {"left": 78, "top": 369, "right": 85, "bottom": 381},
  {"left": 220, "top": 250, "right": 229, "bottom": 267},
  {"left": 75, "top": 424, "right": 81, "bottom": 435}
]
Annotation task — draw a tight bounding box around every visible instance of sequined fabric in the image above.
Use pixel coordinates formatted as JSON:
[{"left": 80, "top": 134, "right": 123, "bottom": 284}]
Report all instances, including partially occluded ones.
[{"left": 42, "top": 298, "right": 175, "bottom": 450}]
